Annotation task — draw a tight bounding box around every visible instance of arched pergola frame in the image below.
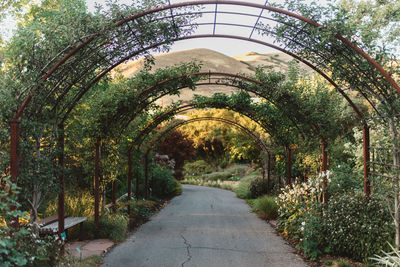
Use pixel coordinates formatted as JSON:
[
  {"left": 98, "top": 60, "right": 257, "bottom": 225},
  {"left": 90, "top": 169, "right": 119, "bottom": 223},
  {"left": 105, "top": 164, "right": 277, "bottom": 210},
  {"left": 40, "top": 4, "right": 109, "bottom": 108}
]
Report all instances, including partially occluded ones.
[
  {"left": 137, "top": 116, "right": 272, "bottom": 199},
  {"left": 8, "top": 0, "right": 397, "bottom": 232}
]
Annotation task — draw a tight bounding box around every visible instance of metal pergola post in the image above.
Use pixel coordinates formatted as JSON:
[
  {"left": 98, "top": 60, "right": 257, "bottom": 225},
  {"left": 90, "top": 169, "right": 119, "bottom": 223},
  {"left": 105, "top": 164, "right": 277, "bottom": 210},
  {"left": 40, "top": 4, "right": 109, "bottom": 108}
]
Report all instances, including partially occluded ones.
[
  {"left": 57, "top": 123, "right": 65, "bottom": 238},
  {"left": 144, "top": 152, "right": 149, "bottom": 199},
  {"left": 9, "top": 119, "right": 20, "bottom": 229},
  {"left": 321, "top": 139, "right": 329, "bottom": 203},
  {"left": 94, "top": 138, "right": 101, "bottom": 228},
  {"left": 363, "top": 125, "right": 371, "bottom": 197},
  {"left": 267, "top": 151, "right": 271, "bottom": 194},
  {"left": 127, "top": 149, "right": 132, "bottom": 214},
  {"left": 112, "top": 181, "right": 116, "bottom": 213},
  {"left": 287, "top": 147, "right": 292, "bottom": 185}
]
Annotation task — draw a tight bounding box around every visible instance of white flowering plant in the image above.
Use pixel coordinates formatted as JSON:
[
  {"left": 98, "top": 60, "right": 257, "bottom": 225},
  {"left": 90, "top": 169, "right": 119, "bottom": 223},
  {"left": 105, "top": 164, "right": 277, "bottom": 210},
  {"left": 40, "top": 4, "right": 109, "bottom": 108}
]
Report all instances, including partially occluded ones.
[
  {"left": 323, "top": 193, "right": 393, "bottom": 261},
  {"left": 277, "top": 171, "right": 330, "bottom": 260},
  {"left": 277, "top": 172, "right": 328, "bottom": 230}
]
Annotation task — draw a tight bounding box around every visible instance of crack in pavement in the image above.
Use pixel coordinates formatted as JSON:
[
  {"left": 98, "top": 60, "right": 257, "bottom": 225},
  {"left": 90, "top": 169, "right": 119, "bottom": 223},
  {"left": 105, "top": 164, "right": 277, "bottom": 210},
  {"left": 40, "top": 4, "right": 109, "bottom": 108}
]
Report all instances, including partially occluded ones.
[{"left": 180, "top": 234, "right": 192, "bottom": 267}]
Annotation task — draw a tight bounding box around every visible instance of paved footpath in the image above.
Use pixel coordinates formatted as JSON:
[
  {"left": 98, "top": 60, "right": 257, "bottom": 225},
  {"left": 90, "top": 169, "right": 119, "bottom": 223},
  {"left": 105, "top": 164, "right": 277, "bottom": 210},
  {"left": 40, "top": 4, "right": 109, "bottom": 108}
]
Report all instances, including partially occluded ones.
[{"left": 101, "top": 185, "right": 308, "bottom": 267}]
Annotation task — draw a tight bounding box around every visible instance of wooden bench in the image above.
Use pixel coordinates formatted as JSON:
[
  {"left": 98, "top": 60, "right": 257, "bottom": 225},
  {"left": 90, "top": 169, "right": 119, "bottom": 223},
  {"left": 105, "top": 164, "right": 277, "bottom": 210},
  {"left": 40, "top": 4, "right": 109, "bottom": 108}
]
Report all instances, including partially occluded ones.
[{"left": 38, "top": 215, "right": 87, "bottom": 240}]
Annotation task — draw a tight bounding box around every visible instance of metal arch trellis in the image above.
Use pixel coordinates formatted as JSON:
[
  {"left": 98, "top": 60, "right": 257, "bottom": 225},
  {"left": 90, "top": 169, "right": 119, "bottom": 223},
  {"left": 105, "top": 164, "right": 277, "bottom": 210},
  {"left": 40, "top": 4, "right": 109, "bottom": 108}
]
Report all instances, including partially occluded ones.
[
  {"left": 10, "top": 0, "right": 400, "bottom": 122},
  {"left": 131, "top": 103, "right": 279, "bottom": 149},
  {"left": 133, "top": 116, "right": 273, "bottom": 199},
  {"left": 8, "top": 0, "right": 396, "bottom": 230},
  {"left": 129, "top": 101, "right": 326, "bottom": 184},
  {"left": 143, "top": 116, "right": 270, "bottom": 154},
  {"left": 112, "top": 71, "right": 319, "bottom": 140}
]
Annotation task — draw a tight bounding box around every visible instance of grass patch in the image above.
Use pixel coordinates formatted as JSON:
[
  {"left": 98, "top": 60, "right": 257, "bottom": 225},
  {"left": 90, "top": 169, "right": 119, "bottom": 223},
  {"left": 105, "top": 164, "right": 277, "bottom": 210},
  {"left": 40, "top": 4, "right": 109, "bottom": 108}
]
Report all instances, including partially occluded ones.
[
  {"left": 251, "top": 195, "right": 278, "bottom": 220},
  {"left": 234, "top": 181, "right": 251, "bottom": 199},
  {"left": 45, "top": 191, "right": 93, "bottom": 217}
]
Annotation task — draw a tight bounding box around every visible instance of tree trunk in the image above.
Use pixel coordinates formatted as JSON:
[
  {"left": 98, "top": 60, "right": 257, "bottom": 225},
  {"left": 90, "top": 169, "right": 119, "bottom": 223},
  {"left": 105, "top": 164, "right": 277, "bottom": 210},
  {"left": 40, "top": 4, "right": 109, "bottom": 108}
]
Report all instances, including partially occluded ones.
[
  {"left": 30, "top": 136, "right": 43, "bottom": 223},
  {"left": 267, "top": 152, "right": 271, "bottom": 195},
  {"left": 390, "top": 118, "right": 400, "bottom": 249}
]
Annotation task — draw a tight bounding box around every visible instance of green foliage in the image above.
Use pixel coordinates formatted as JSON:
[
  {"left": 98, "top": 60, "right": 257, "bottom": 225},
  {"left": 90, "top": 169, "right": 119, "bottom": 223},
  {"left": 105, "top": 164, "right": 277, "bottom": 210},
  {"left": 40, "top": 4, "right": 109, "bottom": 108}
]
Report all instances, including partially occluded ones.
[
  {"left": 328, "top": 163, "right": 363, "bottom": 195},
  {"left": 151, "top": 165, "right": 182, "bottom": 198},
  {"left": 371, "top": 243, "right": 400, "bottom": 266},
  {"left": 324, "top": 193, "right": 394, "bottom": 261},
  {"left": 202, "top": 171, "right": 232, "bottom": 181},
  {"left": 0, "top": 177, "right": 62, "bottom": 267},
  {"left": 249, "top": 177, "right": 268, "bottom": 198},
  {"left": 126, "top": 199, "right": 160, "bottom": 222},
  {"left": 252, "top": 195, "right": 278, "bottom": 220},
  {"left": 180, "top": 108, "right": 268, "bottom": 165},
  {"left": 58, "top": 254, "right": 102, "bottom": 267},
  {"left": 181, "top": 177, "right": 235, "bottom": 191},
  {"left": 0, "top": 227, "right": 63, "bottom": 267},
  {"left": 277, "top": 174, "right": 394, "bottom": 262},
  {"left": 277, "top": 176, "right": 324, "bottom": 235},
  {"left": 98, "top": 213, "right": 128, "bottom": 242},
  {"left": 339, "top": 0, "right": 400, "bottom": 50},
  {"left": 235, "top": 181, "right": 251, "bottom": 199},
  {"left": 81, "top": 213, "right": 128, "bottom": 243},
  {"left": 183, "top": 160, "right": 212, "bottom": 176},
  {"left": 301, "top": 206, "right": 325, "bottom": 261},
  {"left": 45, "top": 191, "right": 94, "bottom": 217},
  {"left": 277, "top": 176, "right": 325, "bottom": 260}
]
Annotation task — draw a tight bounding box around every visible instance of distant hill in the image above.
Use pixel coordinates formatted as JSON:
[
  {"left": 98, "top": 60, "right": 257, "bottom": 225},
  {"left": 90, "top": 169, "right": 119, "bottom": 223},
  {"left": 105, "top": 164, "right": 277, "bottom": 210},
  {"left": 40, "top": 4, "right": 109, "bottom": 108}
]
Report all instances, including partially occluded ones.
[
  {"left": 233, "top": 51, "right": 312, "bottom": 75},
  {"left": 117, "top": 48, "right": 312, "bottom": 106}
]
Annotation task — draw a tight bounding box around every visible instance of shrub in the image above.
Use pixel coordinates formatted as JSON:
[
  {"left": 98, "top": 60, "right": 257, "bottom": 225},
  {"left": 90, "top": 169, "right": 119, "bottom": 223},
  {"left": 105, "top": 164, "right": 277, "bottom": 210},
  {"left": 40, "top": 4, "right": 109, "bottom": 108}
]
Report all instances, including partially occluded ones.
[
  {"left": 235, "top": 181, "right": 251, "bottom": 199},
  {"left": 323, "top": 193, "right": 394, "bottom": 261},
  {"left": 183, "top": 160, "right": 211, "bottom": 176},
  {"left": 277, "top": 176, "right": 324, "bottom": 238},
  {"left": 249, "top": 177, "right": 268, "bottom": 198},
  {"left": 225, "top": 164, "right": 248, "bottom": 176},
  {"left": 127, "top": 199, "right": 160, "bottom": 222},
  {"left": 1, "top": 177, "right": 64, "bottom": 267},
  {"left": 98, "top": 213, "right": 128, "bottom": 242},
  {"left": 301, "top": 205, "right": 326, "bottom": 261},
  {"left": 152, "top": 165, "right": 182, "bottom": 198},
  {"left": 79, "top": 213, "right": 128, "bottom": 243},
  {"left": 252, "top": 195, "right": 278, "bottom": 220},
  {"left": 277, "top": 175, "right": 326, "bottom": 260}
]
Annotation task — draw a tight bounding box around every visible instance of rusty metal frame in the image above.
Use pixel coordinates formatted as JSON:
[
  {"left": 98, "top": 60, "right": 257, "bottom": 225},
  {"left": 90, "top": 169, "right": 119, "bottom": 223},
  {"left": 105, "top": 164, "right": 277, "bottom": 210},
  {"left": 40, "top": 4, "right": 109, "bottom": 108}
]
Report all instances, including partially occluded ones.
[
  {"left": 145, "top": 116, "right": 270, "bottom": 152},
  {"left": 12, "top": 0, "right": 400, "bottom": 121},
  {"left": 132, "top": 100, "right": 284, "bottom": 150},
  {"left": 9, "top": 0, "right": 395, "bottom": 213},
  {"left": 110, "top": 71, "right": 314, "bottom": 141},
  {"left": 140, "top": 116, "right": 272, "bottom": 197}
]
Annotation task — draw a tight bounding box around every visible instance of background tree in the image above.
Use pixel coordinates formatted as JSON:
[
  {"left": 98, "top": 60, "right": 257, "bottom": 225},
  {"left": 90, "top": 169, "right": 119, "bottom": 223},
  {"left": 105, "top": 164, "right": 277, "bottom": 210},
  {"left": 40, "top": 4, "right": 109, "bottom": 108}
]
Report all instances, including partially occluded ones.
[{"left": 157, "top": 129, "right": 196, "bottom": 180}]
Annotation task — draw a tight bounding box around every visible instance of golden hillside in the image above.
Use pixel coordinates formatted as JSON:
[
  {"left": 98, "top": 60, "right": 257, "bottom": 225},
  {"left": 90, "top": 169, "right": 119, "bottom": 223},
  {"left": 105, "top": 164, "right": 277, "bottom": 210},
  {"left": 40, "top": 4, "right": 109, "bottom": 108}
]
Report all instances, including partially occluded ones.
[{"left": 117, "top": 48, "right": 311, "bottom": 106}]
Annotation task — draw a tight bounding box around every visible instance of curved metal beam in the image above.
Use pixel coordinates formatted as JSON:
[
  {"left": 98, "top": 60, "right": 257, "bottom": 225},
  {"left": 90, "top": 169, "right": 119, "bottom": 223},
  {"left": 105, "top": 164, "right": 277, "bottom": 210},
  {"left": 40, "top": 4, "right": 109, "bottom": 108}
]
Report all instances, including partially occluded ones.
[
  {"left": 59, "top": 35, "right": 365, "bottom": 124},
  {"left": 131, "top": 102, "right": 280, "bottom": 152},
  {"left": 14, "top": 0, "right": 398, "bottom": 120},
  {"left": 143, "top": 116, "right": 270, "bottom": 154}
]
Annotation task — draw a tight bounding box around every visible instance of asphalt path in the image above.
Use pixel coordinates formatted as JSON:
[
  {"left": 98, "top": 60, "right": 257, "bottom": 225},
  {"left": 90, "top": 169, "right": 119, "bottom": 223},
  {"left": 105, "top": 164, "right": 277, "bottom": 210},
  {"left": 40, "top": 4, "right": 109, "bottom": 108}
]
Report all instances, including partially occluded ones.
[{"left": 101, "top": 185, "right": 308, "bottom": 267}]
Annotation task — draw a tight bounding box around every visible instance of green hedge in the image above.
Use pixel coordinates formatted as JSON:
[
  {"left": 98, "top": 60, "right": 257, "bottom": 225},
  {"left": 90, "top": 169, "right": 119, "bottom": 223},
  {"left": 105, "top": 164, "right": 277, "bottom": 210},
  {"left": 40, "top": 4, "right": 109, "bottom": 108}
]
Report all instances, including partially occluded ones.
[{"left": 323, "top": 193, "right": 394, "bottom": 261}]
